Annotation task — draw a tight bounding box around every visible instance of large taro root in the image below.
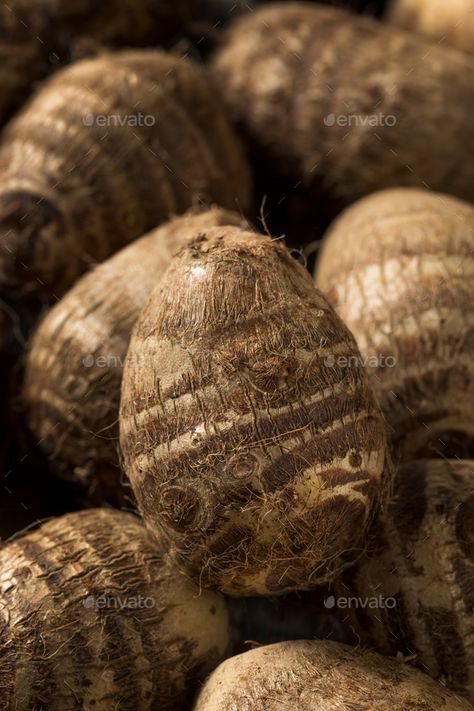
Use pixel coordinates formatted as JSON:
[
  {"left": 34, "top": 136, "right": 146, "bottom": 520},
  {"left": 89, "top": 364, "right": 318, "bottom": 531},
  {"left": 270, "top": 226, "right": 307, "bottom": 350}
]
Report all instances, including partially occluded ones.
[
  {"left": 120, "top": 226, "right": 390, "bottom": 596},
  {"left": 193, "top": 640, "right": 473, "bottom": 710},
  {"left": 0, "top": 508, "right": 230, "bottom": 710},
  {"left": 336, "top": 458, "right": 474, "bottom": 704},
  {"left": 212, "top": 3, "right": 474, "bottom": 212},
  {"left": 315, "top": 187, "right": 474, "bottom": 459},
  {"left": 0, "top": 50, "right": 251, "bottom": 301}
]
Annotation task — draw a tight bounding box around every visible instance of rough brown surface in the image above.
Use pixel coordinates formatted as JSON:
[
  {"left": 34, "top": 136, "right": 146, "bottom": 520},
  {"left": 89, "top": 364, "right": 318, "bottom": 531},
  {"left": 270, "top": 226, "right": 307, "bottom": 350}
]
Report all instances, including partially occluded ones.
[
  {"left": 23, "top": 208, "right": 245, "bottom": 505},
  {"left": 315, "top": 187, "right": 474, "bottom": 459},
  {"left": 120, "top": 226, "right": 390, "bottom": 596},
  {"left": 337, "top": 459, "right": 474, "bottom": 703},
  {"left": 388, "top": 0, "right": 474, "bottom": 53},
  {"left": 0, "top": 508, "right": 231, "bottom": 710},
  {"left": 0, "top": 50, "right": 251, "bottom": 300},
  {"left": 212, "top": 2, "right": 474, "bottom": 209},
  {"left": 0, "top": 0, "right": 193, "bottom": 125},
  {"left": 193, "top": 639, "right": 473, "bottom": 710}
]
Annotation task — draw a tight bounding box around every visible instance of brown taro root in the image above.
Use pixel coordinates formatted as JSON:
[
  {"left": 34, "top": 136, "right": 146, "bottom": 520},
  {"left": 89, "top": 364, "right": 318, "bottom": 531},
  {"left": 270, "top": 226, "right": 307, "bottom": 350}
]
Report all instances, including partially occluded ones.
[
  {"left": 193, "top": 640, "right": 473, "bottom": 710},
  {"left": 388, "top": 0, "right": 474, "bottom": 54},
  {"left": 23, "top": 208, "right": 244, "bottom": 505},
  {"left": 0, "top": 508, "right": 231, "bottom": 711},
  {"left": 0, "top": 0, "right": 193, "bottom": 125},
  {"left": 120, "top": 226, "right": 390, "bottom": 596},
  {"left": 212, "top": 3, "right": 474, "bottom": 211},
  {"left": 0, "top": 50, "right": 251, "bottom": 300},
  {"left": 336, "top": 459, "right": 474, "bottom": 703},
  {"left": 315, "top": 187, "right": 474, "bottom": 459}
]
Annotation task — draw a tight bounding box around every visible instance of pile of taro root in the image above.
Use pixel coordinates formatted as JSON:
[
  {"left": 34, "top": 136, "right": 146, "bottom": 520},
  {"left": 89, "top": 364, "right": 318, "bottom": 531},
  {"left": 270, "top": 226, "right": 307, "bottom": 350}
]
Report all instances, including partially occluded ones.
[{"left": 1, "top": 0, "right": 474, "bottom": 709}]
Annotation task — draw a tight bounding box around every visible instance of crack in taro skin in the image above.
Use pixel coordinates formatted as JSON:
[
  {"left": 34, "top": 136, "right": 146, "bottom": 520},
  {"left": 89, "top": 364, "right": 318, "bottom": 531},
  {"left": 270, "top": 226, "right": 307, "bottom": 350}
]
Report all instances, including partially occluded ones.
[
  {"left": 120, "top": 226, "right": 391, "bottom": 596},
  {"left": 0, "top": 509, "right": 230, "bottom": 711},
  {"left": 337, "top": 458, "right": 474, "bottom": 704},
  {"left": 212, "top": 3, "right": 474, "bottom": 209},
  {"left": 316, "top": 187, "right": 474, "bottom": 461},
  {"left": 193, "top": 639, "right": 473, "bottom": 711},
  {"left": 0, "top": 49, "right": 251, "bottom": 300},
  {"left": 22, "top": 208, "right": 244, "bottom": 506}
]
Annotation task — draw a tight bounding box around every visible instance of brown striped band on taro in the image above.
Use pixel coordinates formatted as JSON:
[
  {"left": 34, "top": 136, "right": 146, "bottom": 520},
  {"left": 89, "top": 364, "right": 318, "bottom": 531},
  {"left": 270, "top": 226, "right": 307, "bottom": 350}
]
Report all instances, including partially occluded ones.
[
  {"left": 0, "top": 0, "right": 193, "bottom": 127},
  {"left": 23, "top": 208, "right": 245, "bottom": 505},
  {"left": 0, "top": 509, "right": 230, "bottom": 711},
  {"left": 212, "top": 3, "right": 474, "bottom": 211},
  {"left": 336, "top": 458, "right": 474, "bottom": 703},
  {"left": 0, "top": 50, "right": 251, "bottom": 300},
  {"left": 316, "top": 187, "right": 474, "bottom": 459},
  {"left": 120, "top": 226, "right": 390, "bottom": 596},
  {"left": 193, "top": 640, "right": 473, "bottom": 711},
  {"left": 388, "top": 0, "right": 474, "bottom": 54}
]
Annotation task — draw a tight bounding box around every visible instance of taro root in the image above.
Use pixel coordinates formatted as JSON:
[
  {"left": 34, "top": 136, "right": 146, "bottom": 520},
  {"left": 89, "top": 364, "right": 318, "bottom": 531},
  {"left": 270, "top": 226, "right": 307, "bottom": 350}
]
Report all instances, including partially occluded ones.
[
  {"left": 388, "top": 0, "right": 474, "bottom": 54},
  {"left": 212, "top": 2, "right": 474, "bottom": 211},
  {"left": 120, "top": 226, "right": 390, "bottom": 596},
  {"left": 193, "top": 639, "right": 473, "bottom": 710},
  {"left": 0, "top": 508, "right": 230, "bottom": 710},
  {"left": 0, "top": 0, "right": 193, "bottom": 125},
  {"left": 0, "top": 50, "right": 251, "bottom": 300},
  {"left": 336, "top": 458, "right": 474, "bottom": 703},
  {"left": 23, "top": 208, "right": 244, "bottom": 505},
  {"left": 315, "top": 187, "right": 474, "bottom": 459}
]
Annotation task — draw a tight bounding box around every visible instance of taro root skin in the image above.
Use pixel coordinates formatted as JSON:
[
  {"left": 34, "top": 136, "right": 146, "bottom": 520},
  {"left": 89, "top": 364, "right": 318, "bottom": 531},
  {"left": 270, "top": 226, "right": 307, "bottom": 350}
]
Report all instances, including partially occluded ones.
[
  {"left": 212, "top": 2, "right": 474, "bottom": 208},
  {"left": 193, "top": 640, "right": 473, "bottom": 710},
  {"left": 23, "top": 208, "right": 244, "bottom": 505},
  {"left": 120, "top": 226, "right": 389, "bottom": 596},
  {"left": 388, "top": 0, "right": 474, "bottom": 54},
  {"left": 0, "top": 509, "right": 230, "bottom": 711},
  {"left": 315, "top": 187, "right": 474, "bottom": 459},
  {"left": 0, "top": 50, "right": 251, "bottom": 299},
  {"left": 338, "top": 459, "right": 474, "bottom": 703},
  {"left": 0, "top": 0, "right": 193, "bottom": 126}
]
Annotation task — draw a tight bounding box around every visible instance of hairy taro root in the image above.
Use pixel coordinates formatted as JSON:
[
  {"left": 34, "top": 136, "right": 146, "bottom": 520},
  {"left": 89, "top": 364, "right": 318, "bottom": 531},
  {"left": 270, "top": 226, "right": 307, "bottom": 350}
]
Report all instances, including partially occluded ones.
[
  {"left": 0, "top": 508, "right": 230, "bottom": 710},
  {"left": 120, "top": 227, "right": 389, "bottom": 596},
  {"left": 0, "top": 50, "right": 251, "bottom": 299},
  {"left": 212, "top": 2, "right": 474, "bottom": 209},
  {"left": 193, "top": 640, "right": 473, "bottom": 710},
  {"left": 0, "top": 0, "right": 193, "bottom": 125},
  {"left": 337, "top": 459, "right": 474, "bottom": 703},
  {"left": 316, "top": 187, "right": 474, "bottom": 459},
  {"left": 388, "top": 0, "right": 474, "bottom": 53},
  {"left": 23, "top": 208, "right": 244, "bottom": 504}
]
